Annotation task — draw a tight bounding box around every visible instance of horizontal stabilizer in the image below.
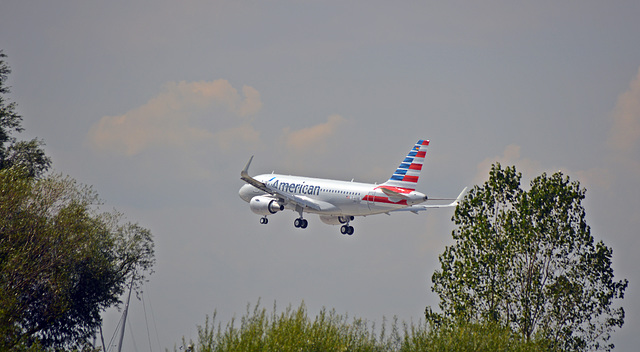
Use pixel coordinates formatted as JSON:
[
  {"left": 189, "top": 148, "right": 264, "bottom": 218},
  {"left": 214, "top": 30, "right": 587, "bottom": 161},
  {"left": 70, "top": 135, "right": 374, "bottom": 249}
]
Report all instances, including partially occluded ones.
[{"left": 379, "top": 187, "right": 409, "bottom": 203}]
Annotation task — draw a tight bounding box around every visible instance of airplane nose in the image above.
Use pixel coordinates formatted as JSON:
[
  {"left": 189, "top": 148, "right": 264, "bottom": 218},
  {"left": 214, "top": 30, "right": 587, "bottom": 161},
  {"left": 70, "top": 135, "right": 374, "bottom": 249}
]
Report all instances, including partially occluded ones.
[
  {"left": 239, "top": 184, "right": 262, "bottom": 202},
  {"left": 239, "top": 184, "right": 252, "bottom": 202}
]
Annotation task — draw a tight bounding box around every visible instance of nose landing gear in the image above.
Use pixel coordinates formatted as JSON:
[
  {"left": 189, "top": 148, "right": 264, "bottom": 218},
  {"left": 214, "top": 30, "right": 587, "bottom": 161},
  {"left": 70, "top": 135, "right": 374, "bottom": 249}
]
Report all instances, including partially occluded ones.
[{"left": 259, "top": 217, "right": 269, "bottom": 224}]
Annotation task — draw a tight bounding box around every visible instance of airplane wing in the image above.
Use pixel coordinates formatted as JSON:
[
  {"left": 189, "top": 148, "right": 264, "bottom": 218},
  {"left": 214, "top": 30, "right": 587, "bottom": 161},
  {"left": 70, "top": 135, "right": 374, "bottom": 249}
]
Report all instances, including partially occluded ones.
[
  {"left": 240, "top": 156, "right": 323, "bottom": 211},
  {"left": 240, "top": 156, "right": 271, "bottom": 192},
  {"left": 275, "top": 192, "right": 323, "bottom": 211},
  {"left": 390, "top": 187, "right": 468, "bottom": 214}
]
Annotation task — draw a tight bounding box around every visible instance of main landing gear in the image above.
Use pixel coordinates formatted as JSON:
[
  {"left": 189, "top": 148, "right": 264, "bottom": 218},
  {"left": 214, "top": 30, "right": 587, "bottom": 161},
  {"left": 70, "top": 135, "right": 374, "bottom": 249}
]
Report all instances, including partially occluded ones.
[
  {"left": 259, "top": 216, "right": 308, "bottom": 228},
  {"left": 294, "top": 218, "right": 308, "bottom": 229},
  {"left": 293, "top": 205, "right": 308, "bottom": 229},
  {"left": 340, "top": 224, "right": 354, "bottom": 235}
]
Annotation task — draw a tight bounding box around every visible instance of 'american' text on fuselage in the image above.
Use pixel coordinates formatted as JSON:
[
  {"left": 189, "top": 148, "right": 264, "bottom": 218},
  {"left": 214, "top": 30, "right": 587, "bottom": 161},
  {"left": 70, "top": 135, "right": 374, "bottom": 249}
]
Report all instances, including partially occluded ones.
[{"left": 270, "top": 179, "right": 321, "bottom": 196}]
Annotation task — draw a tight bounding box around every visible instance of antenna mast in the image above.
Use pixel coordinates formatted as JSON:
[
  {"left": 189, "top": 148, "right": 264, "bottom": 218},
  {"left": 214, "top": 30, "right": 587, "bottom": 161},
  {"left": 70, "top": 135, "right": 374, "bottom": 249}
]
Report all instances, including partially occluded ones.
[{"left": 117, "top": 276, "right": 135, "bottom": 352}]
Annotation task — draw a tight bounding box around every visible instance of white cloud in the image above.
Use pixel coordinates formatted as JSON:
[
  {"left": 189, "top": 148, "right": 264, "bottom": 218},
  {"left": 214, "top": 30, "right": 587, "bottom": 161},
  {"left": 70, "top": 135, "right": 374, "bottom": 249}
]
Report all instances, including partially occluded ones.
[
  {"left": 213, "top": 123, "right": 262, "bottom": 152},
  {"left": 185, "top": 80, "right": 262, "bottom": 117},
  {"left": 606, "top": 66, "right": 640, "bottom": 181},
  {"left": 473, "top": 144, "right": 541, "bottom": 185},
  {"left": 608, "top": 66, "right": 640, "bottom": 153},
  {"left": 282, "top": 114, "right": 347, "bottom": 153},
  {"left": 87, "top": 80, "right": 262, "bottom": 156}
]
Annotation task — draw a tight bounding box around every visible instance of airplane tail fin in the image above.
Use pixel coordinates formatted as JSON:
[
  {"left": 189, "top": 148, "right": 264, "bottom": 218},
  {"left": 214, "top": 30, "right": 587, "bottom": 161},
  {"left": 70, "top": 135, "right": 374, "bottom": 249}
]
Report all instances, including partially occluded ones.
[{"left": 381, "top": 139, "right": 429, "bottom": 191}]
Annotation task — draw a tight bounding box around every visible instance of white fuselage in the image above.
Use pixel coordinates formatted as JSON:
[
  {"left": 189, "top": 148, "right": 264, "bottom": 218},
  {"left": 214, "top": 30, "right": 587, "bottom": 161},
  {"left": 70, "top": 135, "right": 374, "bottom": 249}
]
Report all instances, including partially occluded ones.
[{"left": 239, "top": 174, "right": 427, "bottom": 216}]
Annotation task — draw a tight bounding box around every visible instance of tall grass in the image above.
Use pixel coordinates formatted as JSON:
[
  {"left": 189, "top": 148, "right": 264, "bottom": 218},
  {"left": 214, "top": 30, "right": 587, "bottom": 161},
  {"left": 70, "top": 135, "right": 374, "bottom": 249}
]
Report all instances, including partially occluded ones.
[{"left": 176, "top": 301, "right": 554, "bottom": 352}]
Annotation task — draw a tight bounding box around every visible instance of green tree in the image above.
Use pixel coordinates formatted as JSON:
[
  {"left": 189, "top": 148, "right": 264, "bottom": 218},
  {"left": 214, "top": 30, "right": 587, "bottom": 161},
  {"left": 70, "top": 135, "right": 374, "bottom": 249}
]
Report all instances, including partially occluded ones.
[
  {"left": 0, "top": 50, "right": 51, "bottom": 177},
  {"left": 427, "top": 163, "right": 627, "bottom": 351},
  {"left": 0, "top": 50, "right": 154, "bottom": 350},
  {"left": 0, "top": 168, "right": 155, "bottom": 350}
]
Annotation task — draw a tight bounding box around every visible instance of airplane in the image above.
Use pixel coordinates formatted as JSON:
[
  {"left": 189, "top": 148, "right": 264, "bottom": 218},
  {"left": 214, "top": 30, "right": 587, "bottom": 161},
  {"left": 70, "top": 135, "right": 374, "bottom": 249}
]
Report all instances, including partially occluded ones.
[{"left": 238, "top": 139, "right": 466, "bottom": 235}]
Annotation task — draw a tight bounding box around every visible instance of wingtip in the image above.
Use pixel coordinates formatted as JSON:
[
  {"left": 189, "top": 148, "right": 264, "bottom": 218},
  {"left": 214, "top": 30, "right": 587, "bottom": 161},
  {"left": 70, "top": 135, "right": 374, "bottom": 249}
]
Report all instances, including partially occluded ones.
[
  {"left": 453, "top": 187, "right": 468, "bottom": 205},
  {"left": 241, "top": 155, "right": 254, "bottom": 178}
]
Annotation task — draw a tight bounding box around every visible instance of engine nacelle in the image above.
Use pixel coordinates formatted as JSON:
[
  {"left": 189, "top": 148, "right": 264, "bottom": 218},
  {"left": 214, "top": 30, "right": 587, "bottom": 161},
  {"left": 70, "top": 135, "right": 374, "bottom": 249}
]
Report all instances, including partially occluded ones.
[
  {"left": 249, "top": 196, "right": 284, "bottom": 215},
  {"left": 319, "top": 215, "right": 353, "bottom": 225}
]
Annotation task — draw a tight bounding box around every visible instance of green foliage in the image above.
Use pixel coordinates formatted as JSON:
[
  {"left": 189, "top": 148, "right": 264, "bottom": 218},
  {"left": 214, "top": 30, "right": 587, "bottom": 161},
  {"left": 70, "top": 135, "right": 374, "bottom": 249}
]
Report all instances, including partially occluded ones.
[
  {"left": 0, "top": 50, "right": 22, "bottom": 144},
  {"left": 0, "top": 49, "right": 152, "bottom": 350},
  {"left": 0, "top": 168, "right": 155, "bottom": 350},
  {"left": 427, "top": 163, "right": 627, "bottom": 351},
  {"left": 179, "top": 301, "right": 550, "bottom": 352},
  {"left": 189, "top": 301, "right": 384, "bottom": 352},
  {"left": 0, "top": 50, "right": 51, "bottom": 177},
  {"left": 401, "top": 320, "right": 555, "bottom": 352}
]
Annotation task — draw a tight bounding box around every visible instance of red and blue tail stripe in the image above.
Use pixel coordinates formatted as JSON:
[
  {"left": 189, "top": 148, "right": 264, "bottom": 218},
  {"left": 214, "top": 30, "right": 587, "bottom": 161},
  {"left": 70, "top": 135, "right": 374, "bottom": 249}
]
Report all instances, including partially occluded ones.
[{"left": 382, "top": 139, "right": 429, "bottom": 191}]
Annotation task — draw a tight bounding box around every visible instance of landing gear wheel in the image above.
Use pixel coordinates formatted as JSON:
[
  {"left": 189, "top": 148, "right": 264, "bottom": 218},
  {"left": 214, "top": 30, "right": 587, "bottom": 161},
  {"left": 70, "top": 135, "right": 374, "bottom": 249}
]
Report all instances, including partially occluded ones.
[
  {"left": 341, "top": 225, "right": 354, "bottom": 235},
  {"left": 294, "top": 218, "right": 307, "bottom": 228},
  {"left": 260, "top": 217, "right": 268, "bottom": 224}
]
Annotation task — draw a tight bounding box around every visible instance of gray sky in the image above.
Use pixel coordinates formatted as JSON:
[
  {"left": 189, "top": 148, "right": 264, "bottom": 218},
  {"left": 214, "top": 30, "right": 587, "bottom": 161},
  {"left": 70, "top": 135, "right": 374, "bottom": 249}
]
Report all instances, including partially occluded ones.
[{"left": 2, "top": 1, "right": 639, "bottom": 349}]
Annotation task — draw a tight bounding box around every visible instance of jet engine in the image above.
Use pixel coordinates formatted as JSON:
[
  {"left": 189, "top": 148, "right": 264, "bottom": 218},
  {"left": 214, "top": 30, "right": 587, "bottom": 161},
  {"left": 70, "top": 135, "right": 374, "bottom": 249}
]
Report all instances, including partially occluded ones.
[
  {"left": 319, "top": 215, "right": 354, "bottom": 225},
  {"left": 249, "top": 196, "right": 284, "bottom": 215}
]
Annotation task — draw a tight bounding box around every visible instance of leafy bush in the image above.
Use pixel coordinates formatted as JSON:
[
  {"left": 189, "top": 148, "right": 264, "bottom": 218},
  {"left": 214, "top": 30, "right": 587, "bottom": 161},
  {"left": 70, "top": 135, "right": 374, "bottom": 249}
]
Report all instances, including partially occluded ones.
[{"left": 177, "top": 301, "right": 553, "bottom": 352}]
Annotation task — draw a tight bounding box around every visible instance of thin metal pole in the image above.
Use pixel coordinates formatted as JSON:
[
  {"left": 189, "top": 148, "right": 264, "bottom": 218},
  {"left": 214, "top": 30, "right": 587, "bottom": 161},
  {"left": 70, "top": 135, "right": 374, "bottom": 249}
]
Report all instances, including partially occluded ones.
[
  {"left": 117, "top": 276, "right": 134, "bottom": 352},
  {"left": 99, "top": 325, "right": 106, "bottom": 352}
]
